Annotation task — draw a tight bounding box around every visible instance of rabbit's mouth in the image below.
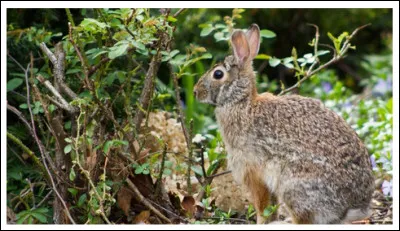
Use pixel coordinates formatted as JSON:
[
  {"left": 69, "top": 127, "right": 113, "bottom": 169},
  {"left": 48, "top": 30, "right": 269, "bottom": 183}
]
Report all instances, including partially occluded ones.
[{"left": 194, "top": 88, "right": 217, "bottom": 105}]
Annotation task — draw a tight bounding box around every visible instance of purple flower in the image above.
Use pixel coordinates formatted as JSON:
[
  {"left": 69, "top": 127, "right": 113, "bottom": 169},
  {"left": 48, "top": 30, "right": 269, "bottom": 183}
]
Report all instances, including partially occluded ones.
[
  {"left": 322, "top": 82, "right": 332, "bottom": 93},
  {"left": 370, "top": 155, "right": 376, "bottom": 168},
  {"left": 372, "top": 78, "right": 392, "bottom": 96},
  {"left": 381, "top": 180, "right": 393, "bottom": 197}
]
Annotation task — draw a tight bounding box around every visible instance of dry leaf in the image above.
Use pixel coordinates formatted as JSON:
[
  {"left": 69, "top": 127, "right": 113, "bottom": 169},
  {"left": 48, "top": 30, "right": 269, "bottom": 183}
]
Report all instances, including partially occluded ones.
[
  {"left": 181, "top": 196, "right": 195, "bottom": 217},
  {"left": 134, "top": 210, "right": 150, "bottom": 224},
  {"left": 117, "top": 186, "right": 133, "bottom": 216}
]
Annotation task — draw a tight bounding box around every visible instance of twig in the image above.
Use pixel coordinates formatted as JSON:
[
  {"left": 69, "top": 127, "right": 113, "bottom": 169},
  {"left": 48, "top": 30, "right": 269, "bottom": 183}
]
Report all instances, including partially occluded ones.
[
  {"left": 173, "top": 8, "right": 186, "bottom": 18},
  {"left": 23, "top": 60, "right": 76, "bottom": 224},
  {"left": 200, "top": 145, "right": 207, "bottom": 179},
  {"left": 278, "top": 24, "right": 370, "bottom": 96},
  {"left": 155, "top": 143, "right": 168, "bottom": 198},
  {"left": 196, "top": 161, "right": 223, "bottom": 201},
  {"left": 26, "top": 178, "right": 36, "bottom": 207},
  {"left": 125, "top": 178, "right": 171, "bottom": 224},
  {"left": 6, "top": 132, "right": 49, "bottom": 182},
  {"left": 36, "top": 190, "right": 53, "bottom": 208},
  {"left": 147, "top": 200, "right": 188, "bottom": 223},
  {"left": 306, "top": 24, "right": 320, "bottom": 75},
  {"left": 186, "top": 120, "right": 194, "bottom": 195},
  {"left": 206, "top": 170, "right": 232, "bottom": 179},
  {"left": 133, "top": 48, "right": 163, "bottom": 133},
  {"left": 68, "top": 22, "right": 90, "bottom": 88},
  {"left": 36, "top": 75, "right": 76, "bottom": 114}
]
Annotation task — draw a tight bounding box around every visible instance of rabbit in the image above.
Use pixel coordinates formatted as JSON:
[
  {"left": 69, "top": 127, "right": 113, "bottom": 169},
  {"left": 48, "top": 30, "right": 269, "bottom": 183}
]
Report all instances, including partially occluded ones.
[{"left": 193, "top": 24, "right": 374, "bottom": 224}]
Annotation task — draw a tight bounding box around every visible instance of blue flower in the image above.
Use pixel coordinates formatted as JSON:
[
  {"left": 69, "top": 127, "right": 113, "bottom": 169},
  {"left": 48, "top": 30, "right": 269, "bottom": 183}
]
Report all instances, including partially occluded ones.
[
  {"left": 381, "top": 180, "right": 393, "bottom": 197},
  {"left": 321, "top": 82, "right": 332, "bottom": 93},
  {"left": 370, "top": 155, "right": 377, "bottom": 168}
]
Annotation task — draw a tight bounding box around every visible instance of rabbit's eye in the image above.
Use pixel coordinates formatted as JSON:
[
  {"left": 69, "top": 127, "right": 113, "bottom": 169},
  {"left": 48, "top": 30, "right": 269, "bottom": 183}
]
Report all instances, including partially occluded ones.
[{"left": 213, "top": 70, "right": 224, "bottom": 79}]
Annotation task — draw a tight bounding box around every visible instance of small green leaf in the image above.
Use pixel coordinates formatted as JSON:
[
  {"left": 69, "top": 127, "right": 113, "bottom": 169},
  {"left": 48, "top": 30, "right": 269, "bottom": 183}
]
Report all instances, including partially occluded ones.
[
  {"left": 214, "top": 24, "right": 226, "bottom": 29},
  {"left": 163, "top": 168, "right": 172, "bottom": 176},
  {"left": 214, "top": 32, "right": 226, "bottom": 41},
  {"left": 200, "top": 25, "right": 214, "bottom": 37},
  {"left": 108, "top": 43, "right": 129, "bottom": 59},
  {"left": 255, "top": 54, "right": 271, "bottom": 60},
  {"left": 69, "top": 167, "right": 76, "bottom": 181},
  {"left": 68, "top": 188, "right": 78, "bottom": 197},
  {"left": 103, "top": 140, "right": 113, "bottom": 153},
  {"left": 131, "top": 41, "right": 146, "bottom": 50},
  {"left": 65, "top": 138, "right": 72, "bottom": 143},
  {"left": 284, "top": 63, "right": 294, "bottom": 69},
  {"left": 167, "top": 16, "right": 177, "bottom": 22},
  {"left": 260, "top": 29, "right": 276, "bottom": 38},
  {"left": 31, "top": 211, "right": 48, "bottom": 223},
  {"left": 269, "top": 57, "right": 281, "bottom": 67},
  {"left": 19, "top": 103, "right": 28, "bottom": 109},
  {"left": 316, "top": 50, "right": 330, "bottom": 56},
  {"left": 7, "top": 78, "right": 24, "bottom": 92},
  {"left": 283, "top": 57, "right": 293, "bottom": 64},
  {"left": 200, "top": 53, "right": 212, "bottom": 59},
  {"left": 64, "top": 144, "right": 72, "bottom": 154},
  {"left": 77, "top": 194, "right": 87, "bottom": 207},
  {"left": 191, "top": 165, "right": 203, "bottom": 176}
]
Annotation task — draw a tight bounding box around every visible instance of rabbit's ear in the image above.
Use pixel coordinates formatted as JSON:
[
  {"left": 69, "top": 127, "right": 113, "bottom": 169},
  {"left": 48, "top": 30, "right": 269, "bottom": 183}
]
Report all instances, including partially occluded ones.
[
  {"left": 231, "top": 30, "right": 250, "bottom": 67},
  {"left": 246, "top": 24, "right": 260, "bottom": 61}
]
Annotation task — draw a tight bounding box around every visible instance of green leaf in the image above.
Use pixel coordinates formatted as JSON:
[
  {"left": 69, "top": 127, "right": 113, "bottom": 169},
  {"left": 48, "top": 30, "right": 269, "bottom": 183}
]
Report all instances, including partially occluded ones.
[
  {"left": 69, "top": 167, "right": 76, "bottom": 181},
  {"left": 131, "top": 40, "right": 146, "bottom": 50},
  {"left": 214, "top": 24, "right": 226, "bottom": 29},
  {"left": 191, "top": 165, "right": 203, "bottom": 176},
  {"left": 103, "top": 140, "right": 113, "bottom": 153},
  {"left": 31, "top": 211, "right": 48, "bottom": 223},
  {"left": 167, "top": 16, "right": 177, "bottom": 22},
  {"left": 80, "top": 18, "right": 107, "bottom": 29},
  {"left": 77, "top": 194, "right": 87, "bottom": 207},
  {"left": 200, "top": 53, "right": 212, "bottom": 59},
  {"left": 269, "top": 57, "right": 281, "bottom": 67},
  {"left": 7, "top": 78, "right": 24, "bottom": 92},
  {"left": 284, "top": 63, "right": 294, "bottom": 69},
  {"left": 163, "top": 168, "right": 172, "bottom": 176},
  {"left": 200, "top": 25, "right": 214, "bottom": 37},
  {"left": 283, "top": 57, "right": 293, "bottom": 64},
  {"left": 260, "top": 29, "right": 276, "bottom": 38},
  {"left": 316, "top": 50, "right": 330, "bottom": 56},
  {"left": 64, "top": 144, "right": 72, "bottom": 154},
  {"left": 255, "top": 54, "right": 271, "bottom": 60},
  {"left": 337, "top": 31, "right": 349, "bottom": 43},
  {"left": 170, "top": 49, "right": 180, "bottom": 58},
  {"left": 19, "top": 103, "right": 28, "bottom": 109},
  {"left": 68, "top": 188, "right": 78, "bottom": 197},
  {"left": 108, "top": 43, "right": 129, "bottom": 59},
  {"left": 65, "top": 138, "right": 72, "bottom": 143},
  {"left": 214, "top": 32, "right": 226, "bottom": 41}
]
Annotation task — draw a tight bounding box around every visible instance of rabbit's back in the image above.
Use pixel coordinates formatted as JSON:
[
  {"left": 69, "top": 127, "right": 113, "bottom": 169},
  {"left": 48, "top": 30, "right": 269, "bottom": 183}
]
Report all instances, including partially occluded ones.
[{"left": 246, "top": 95, "right": 374, "bottom": 222}]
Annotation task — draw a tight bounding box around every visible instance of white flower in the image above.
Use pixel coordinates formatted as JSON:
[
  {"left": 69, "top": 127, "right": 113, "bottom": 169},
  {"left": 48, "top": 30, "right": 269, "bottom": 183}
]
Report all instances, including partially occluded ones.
[
  {"left": 214, "top": 145, "right": 224, "bottom": 154},
  {"left": 192, "top": 134, "right": 206, "bottom": 144}
]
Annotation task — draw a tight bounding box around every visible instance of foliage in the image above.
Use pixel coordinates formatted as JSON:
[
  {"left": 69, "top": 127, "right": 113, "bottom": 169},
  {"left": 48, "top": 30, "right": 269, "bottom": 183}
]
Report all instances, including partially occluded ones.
[{"left": 6, "top": 8, "right": 393, "bottom": 225}]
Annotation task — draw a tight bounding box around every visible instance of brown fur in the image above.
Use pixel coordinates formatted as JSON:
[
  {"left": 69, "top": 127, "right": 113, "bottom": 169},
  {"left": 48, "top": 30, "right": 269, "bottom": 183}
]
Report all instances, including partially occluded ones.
[{"left": 194, "top": 24, "right": 374, "bottom": 224}]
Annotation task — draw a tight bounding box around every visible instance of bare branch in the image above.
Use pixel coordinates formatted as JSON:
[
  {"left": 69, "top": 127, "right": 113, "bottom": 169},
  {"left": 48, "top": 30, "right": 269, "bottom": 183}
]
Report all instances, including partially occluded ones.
[
  {"left": 39, "top": 43, "right": 57, "bottom": 64},
  {"left": 126, "top": 178, "right": 171, "bottom": 224},
  {"left": 36, "top": 75, "right": 76, "bottom": 114},
  {"left": 23, "top": 60, "right": 76, "bottom": 224},
  {"left": 173, "top": 8, "right": 186, "bottom": 18}
]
